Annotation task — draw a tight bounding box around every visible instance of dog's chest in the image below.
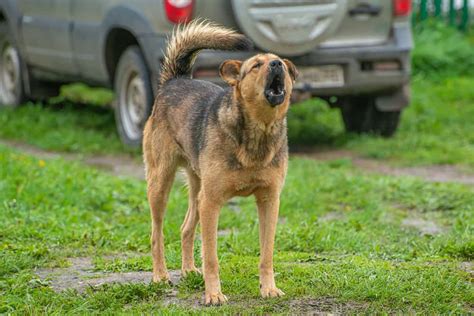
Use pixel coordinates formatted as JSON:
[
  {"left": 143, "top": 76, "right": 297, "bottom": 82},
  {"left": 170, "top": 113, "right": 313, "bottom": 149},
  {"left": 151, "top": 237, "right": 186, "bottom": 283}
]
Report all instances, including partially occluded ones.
[
  {"left": 224, "top": 164, "right": 286, "bottom": 197},
  {"left": 232, "top": 171, "right": 270, "bottom": 197}
]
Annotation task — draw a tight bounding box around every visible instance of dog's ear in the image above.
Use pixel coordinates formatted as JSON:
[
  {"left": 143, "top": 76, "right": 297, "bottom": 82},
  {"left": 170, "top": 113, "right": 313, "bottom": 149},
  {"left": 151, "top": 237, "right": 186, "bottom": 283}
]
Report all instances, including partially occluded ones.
[
  {"left": 283, "top": 59, "right": 298, "bottom": 81},
  {"left": 219, "top": 60, "right": 242, "bottom": 86}
]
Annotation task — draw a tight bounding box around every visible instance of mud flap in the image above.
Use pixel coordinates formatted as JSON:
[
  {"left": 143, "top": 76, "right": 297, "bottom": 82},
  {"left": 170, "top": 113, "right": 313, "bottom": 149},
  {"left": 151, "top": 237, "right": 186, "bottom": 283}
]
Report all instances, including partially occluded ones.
[{"left": 375, "top": 84, "right": 411, "bottom": 112}]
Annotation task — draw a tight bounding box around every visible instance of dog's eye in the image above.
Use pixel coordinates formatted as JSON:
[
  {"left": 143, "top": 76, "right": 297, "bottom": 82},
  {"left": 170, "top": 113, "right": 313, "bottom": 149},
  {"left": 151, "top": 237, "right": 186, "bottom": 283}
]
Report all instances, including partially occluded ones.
[{"left": 252, "top": 63, "right": 261, "bottom": 70}]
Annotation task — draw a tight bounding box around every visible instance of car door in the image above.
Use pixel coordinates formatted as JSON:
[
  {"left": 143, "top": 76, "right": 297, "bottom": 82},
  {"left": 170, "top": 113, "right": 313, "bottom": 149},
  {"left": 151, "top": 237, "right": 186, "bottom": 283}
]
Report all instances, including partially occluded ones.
[{"left": 17, "top": 0, "right": 78, "bottom": 76}]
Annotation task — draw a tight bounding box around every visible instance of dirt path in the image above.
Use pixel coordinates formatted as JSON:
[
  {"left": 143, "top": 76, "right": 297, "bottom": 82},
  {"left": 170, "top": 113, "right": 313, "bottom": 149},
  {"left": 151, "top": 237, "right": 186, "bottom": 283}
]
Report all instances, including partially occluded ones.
[
  {"left": 0, "top": 139, "right": 145, "bottom": 179},
  {"left": 2, "top": 139, "right": 474, "bottom": 184},
  {"left": 296, "top": 149, "right": 474, "bottom": 185}
]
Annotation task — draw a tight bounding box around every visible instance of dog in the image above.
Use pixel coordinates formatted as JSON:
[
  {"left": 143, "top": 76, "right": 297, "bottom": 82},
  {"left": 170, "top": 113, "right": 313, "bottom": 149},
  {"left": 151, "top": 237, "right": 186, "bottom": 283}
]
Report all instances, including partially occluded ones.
[{"left": 143, "top": 20, "right": 298, "bottom": 305}]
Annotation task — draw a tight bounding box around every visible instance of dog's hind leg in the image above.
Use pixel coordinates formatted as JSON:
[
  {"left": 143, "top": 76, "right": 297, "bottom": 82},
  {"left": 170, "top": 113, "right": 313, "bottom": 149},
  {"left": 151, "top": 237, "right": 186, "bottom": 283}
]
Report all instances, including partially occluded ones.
[
  {"left": 181, "top": 167, "right": 201, "bottom": 276},
  {"left": 146, "top": 155, "right": 178, "bottom": 283}
]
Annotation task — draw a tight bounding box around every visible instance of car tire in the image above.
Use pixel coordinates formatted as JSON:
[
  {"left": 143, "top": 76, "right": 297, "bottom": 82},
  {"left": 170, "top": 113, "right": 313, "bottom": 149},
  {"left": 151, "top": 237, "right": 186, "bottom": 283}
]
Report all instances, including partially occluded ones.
[
  {"left": 114, "top": 46, "right": 154, "bottom": 147},
  {"left": 340, "top": 97, "right": 401, "bottom": 137},
  {"left": 0, "top": 23, "right": 27, "bottom": 107}
]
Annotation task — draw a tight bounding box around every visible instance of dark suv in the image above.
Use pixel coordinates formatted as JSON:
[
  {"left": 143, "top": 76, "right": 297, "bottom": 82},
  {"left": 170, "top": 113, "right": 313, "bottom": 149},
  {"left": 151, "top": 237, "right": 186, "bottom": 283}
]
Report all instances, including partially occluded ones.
[{"left": 0, "top": 0, "right": 412, "bottom": 146}]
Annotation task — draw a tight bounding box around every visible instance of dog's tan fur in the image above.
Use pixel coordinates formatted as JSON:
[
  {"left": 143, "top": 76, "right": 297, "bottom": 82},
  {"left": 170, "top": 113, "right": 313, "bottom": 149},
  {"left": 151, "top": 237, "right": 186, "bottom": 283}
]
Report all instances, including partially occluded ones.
[{"left": 143, "top": 21, "right": 297, "bottom": 305}]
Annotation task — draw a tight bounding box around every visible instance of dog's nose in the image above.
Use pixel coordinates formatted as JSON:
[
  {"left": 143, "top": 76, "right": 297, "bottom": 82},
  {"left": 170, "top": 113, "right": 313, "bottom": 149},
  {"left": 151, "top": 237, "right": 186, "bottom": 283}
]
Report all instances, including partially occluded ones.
[{"left": 270, "top": 60, "right": 282, "bottom": 68}]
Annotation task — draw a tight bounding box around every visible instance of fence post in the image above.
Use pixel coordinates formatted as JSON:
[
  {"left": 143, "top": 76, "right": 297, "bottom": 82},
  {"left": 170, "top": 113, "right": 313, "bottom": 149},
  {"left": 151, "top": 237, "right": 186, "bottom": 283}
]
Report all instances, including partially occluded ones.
[
  {"left": 420, "top": 0, "right": 428, "bottom": 21},
  {"left": 449, "top": 0, "right": 456, "bottom": 26},
  {"left": 459, "top": 0, "right": 469, "bottom": 31},
  {"left": 434, "top": 0, "right": 442, "bottom": 17}
]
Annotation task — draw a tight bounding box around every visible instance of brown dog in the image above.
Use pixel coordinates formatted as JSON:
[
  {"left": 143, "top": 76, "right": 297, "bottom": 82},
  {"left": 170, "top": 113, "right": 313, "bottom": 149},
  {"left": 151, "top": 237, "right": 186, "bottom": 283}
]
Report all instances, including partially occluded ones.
[{"left": 143, "top": 21, "right": 297, "bottom": 305}]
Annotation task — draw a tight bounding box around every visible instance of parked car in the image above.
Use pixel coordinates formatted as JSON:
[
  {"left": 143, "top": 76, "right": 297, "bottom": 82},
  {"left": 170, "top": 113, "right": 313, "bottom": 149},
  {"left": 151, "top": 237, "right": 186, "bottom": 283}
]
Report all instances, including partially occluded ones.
[{"left": 0, "top": 0, "right": 412, "bottom": 147}]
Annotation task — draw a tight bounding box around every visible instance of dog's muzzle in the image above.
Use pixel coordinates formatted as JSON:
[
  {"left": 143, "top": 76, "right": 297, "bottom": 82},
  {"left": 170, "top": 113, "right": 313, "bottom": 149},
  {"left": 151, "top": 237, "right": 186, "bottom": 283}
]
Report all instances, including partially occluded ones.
[{"left": 264, "top": 60, "right": 286, "bottom": 107}]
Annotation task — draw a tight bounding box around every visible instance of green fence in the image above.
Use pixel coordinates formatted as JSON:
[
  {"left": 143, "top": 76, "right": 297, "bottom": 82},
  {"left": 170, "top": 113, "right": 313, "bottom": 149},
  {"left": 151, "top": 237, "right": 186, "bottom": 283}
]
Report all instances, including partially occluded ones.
[{"left": 413, "top": 0, "right": 471, "bottom": 31}]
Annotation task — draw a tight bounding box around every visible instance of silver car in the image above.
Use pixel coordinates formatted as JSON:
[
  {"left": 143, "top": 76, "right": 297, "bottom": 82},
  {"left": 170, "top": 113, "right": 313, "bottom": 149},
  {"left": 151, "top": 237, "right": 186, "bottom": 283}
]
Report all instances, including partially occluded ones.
[{"left": 0, "top": 0, "right": 412, "bottom": 146}]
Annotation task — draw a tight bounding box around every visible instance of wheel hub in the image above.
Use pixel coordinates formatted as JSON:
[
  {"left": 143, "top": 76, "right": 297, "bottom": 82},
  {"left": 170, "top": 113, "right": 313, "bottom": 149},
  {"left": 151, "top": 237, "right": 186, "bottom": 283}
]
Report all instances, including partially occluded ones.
[
  {"left": 0, "top": 45, "right": 21, "bottom": 105},
  {"left": 121, "top": 71, "right": 147, "bottom": 139}
]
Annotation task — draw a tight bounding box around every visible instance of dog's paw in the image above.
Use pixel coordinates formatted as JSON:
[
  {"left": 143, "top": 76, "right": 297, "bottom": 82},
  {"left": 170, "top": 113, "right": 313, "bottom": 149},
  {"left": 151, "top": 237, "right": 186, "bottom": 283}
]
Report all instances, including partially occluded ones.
[
  {"left": 260, "top": 286, "right": 285, "bottom": 298},
  {"left": 204, "top": 291, "right": 228, "bottom": 306},
  {"left": 152, "top": 272, "right": 171, "bottom": 284},
  {"left": 181, "top": 266, "right": 202, "bottom": 277}
]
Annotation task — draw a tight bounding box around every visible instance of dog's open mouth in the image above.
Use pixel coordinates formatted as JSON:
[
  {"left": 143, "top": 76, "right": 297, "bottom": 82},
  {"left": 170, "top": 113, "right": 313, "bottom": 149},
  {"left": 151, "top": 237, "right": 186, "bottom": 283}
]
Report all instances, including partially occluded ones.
[{"left": 264, "top": 73, "right": 285, "bottom": 107}]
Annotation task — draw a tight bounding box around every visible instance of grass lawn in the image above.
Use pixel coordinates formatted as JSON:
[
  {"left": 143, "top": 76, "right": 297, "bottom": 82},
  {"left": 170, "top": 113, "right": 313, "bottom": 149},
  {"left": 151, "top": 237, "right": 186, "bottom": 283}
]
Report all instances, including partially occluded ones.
[
  {"left": 1, "top": 76, "right": 474, "bottom": 171},
  {"left": 1, "top": 144, "right": 472, "bottom": 314},
  {"left": 0, "top": 83, "right": 128, "bottom": 155}
]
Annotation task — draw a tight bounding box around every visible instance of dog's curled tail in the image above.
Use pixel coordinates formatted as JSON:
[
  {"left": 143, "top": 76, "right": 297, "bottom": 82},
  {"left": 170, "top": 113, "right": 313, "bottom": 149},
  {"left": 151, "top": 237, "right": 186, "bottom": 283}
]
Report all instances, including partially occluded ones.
[{"left": 159, "top": 20, "right": 252, "bottom": 85}]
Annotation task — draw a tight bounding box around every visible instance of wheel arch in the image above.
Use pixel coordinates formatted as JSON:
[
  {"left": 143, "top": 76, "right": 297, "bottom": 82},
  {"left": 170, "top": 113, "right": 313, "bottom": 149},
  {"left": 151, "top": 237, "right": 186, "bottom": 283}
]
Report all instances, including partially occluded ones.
[
  {"left": 0, "top": 10, "right": 6, "bottom": 23},
  {"left": 101, "top": 6, "right": 156, "bottom": 85},
  {"left": 104, "top": 27, "right": 140, "bottom": 85},
  {"left": 0, "top": 1, "right": 23, "bottom": 48}
]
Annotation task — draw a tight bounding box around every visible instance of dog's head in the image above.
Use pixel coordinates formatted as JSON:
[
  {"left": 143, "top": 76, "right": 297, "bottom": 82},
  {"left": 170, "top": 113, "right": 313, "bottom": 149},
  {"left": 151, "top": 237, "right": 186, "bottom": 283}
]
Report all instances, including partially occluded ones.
[{"left": 219, "top": 54, "right": 298, "bottom": 121}]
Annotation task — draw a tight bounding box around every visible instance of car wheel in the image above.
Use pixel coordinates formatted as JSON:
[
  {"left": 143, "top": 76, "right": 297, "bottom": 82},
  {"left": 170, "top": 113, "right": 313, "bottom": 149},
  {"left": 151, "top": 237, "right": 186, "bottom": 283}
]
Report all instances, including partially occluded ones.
[
  {"left": 340, "top": 97, "right": 401, "bottom": 137},
  {"left": 114, "top": 46, "right": 153, "bottom": 147},
  {"left": 0, "top": 31, "right": 26, "bottom": 107}
]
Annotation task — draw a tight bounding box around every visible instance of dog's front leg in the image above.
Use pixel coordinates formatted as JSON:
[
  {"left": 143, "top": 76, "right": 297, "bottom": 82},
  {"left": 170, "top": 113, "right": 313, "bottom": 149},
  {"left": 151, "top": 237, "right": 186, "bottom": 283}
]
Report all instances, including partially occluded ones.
[
  {"left": 255, "top": 188, "right": 285, "bottom": 298},
  {"left": 199, "top": 192, "right": 227, "bottom": 305}
]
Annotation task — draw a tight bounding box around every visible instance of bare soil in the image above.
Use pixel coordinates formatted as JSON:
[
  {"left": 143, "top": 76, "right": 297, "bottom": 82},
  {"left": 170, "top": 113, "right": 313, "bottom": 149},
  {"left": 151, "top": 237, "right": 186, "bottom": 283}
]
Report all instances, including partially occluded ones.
[
  {"left": 35, "top": 257, "right": 191, "bottom": 307},
  {"left": 288, "top": 297, "right": 368, "bottom": 315},
  {"left": 459, "top": 261, "right": 473, "bottom": 277},
  {"left": 319, "top": 211, "right": 346, "bottom": 222},
  {"left": 35, "top": 257, "right": 175, "bottom": 293},
  {"left": 401, "top": 218, "right": 445, "bottom": 236}
]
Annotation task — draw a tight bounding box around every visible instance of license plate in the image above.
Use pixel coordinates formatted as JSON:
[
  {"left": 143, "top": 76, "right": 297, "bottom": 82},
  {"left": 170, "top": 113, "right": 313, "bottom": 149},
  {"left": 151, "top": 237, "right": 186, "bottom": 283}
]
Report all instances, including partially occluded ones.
[{"left": 297, "top": 65, "right": 344, "bottom": 88}]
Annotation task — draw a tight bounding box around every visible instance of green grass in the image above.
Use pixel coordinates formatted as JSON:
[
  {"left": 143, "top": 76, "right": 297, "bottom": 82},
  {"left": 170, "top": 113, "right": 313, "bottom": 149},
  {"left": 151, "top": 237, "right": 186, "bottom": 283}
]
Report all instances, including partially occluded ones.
[
  {"left": 57, "top": 83, "right": 115, "bottom": 106},
  {"left": 0, "top": 100, "right": 136, "bottom": 155},
  {"left": 1, "top": 145, "right": 472, "bottom": 314},
  {"left": 411, "top": 20, "right": 474, "bottom": 79},
  {"left": 0, "top": 82, "right": 128, "bottom": 155}
]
